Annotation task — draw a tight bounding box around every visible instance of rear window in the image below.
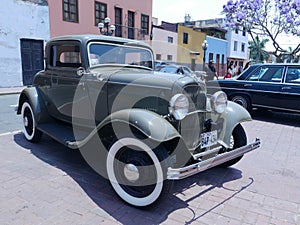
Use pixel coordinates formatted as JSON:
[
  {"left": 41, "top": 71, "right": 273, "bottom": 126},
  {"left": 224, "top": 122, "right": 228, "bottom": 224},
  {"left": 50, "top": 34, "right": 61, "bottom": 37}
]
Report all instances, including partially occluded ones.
[{"left": 50, "top": 44, "right": 82, "bottom": 68}]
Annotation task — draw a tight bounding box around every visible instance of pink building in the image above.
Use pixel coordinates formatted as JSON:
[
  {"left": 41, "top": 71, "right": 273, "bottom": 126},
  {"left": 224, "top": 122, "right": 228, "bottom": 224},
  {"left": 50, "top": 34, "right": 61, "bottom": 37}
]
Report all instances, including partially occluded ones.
[{"left": 48, "top": 0, "right": 152, "bottom": 40}]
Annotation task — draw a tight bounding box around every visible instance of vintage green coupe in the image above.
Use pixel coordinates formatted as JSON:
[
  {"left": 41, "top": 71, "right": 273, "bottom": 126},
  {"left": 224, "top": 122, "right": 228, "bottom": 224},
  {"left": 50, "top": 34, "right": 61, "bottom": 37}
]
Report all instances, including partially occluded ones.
[{"left": 17, "top": 35, "right": 260, "bottom": 207}]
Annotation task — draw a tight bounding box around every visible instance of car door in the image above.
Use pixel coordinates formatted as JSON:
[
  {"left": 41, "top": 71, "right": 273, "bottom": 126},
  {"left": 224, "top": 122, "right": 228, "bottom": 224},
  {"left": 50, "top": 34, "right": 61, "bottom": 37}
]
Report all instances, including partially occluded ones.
[
  {"left": 244, "top": 65, "right": 284, "bottom": 109},
  {"left": 47, "top": 42, "right": 93, "bottom": 124},
  {"left": 280, "top": 65, "right": 300, "bottom": 112}
]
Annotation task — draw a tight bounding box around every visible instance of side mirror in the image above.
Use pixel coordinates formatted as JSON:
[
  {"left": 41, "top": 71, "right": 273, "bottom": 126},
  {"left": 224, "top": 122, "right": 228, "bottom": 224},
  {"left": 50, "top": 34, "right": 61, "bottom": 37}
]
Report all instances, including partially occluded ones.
[{"left": 76, "top": 67, "right": 86, "bottom": 77}]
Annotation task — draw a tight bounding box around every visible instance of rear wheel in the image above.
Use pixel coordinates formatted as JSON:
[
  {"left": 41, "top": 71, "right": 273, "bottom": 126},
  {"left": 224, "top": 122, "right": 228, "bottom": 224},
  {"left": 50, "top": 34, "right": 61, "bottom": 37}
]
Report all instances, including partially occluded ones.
[
  {"left": 231, "top": 95, "right": 252, "bottom": 112},
  {"left": 21, "top": 101, "right": 42, "bottom": 142},
  {"left": 106, "top": 137, "right": 171, "bottom": 207},
  {"left": 219, "top": 124, "right": 247, "bottom": 168}
]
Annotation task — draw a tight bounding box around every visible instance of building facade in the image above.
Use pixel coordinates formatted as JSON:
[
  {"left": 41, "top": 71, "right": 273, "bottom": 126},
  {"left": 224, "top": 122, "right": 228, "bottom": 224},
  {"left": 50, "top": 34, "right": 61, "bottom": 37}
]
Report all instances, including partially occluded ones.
[
  {"left": 150, "top": 19, "right": 178, "bottom": 63},
  {"left": 177, "top": 25, "right": 206, "bottom": 71},
  {"left": 0, "top": 0, "right": 50, "bottom": 87},
  {"left": 205, "top": 36, "right": 228, "bottom": 77},
  {"left": 0, "top": 0, "right": 153, "bottom": 87},
  {"left": 225, "top": 27, "right": 249, "bottom": 69},
  {"left": 48, "top": 0, "right": 152, "bottom": 40}
]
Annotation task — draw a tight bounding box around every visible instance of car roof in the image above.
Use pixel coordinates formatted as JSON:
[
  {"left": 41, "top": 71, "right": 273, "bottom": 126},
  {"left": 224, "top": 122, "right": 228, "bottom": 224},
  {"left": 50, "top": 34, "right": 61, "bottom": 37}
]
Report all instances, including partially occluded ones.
[
  {"left": 248, "top": 63, "right": 300, "bottom": 66},
  {"left": 48, "top": 34, "right": 152, "bottom": 49}
]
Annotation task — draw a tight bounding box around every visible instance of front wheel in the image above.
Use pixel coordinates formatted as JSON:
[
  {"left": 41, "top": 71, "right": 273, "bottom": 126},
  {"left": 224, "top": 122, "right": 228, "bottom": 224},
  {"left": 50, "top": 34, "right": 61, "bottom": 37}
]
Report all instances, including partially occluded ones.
[
  {"left": 21, "top": 101, "right": 42, "bottom": 142},
  {"left": 231, "top": 95, "right": 252, "bottom": 113},
  {"left": 106, "top": 137, "right": 171, "bottom": 207},
  {"left": 219, "top": 124, "right": 247, "bottom": 168}
]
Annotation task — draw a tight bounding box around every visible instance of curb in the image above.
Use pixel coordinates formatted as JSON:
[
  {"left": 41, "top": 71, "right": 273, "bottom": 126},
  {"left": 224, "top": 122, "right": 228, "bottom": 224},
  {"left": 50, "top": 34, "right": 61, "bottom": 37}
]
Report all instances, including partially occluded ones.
[{"left": 0, "top": 87, "right": 26, "bottom": 96}]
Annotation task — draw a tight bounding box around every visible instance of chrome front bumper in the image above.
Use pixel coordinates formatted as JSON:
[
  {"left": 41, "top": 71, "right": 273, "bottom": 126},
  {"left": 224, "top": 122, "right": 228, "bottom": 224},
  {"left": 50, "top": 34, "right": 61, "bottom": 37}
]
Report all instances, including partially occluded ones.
[{"left": 167, "top": 138, "right": 261, "bottom": 180}]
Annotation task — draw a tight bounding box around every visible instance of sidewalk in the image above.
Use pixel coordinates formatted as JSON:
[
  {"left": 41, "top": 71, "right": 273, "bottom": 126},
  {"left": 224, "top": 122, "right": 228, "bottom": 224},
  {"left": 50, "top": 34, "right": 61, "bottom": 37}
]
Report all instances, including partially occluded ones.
[{"left": 0, "top": 86, "right": 26, "bottom": 96}]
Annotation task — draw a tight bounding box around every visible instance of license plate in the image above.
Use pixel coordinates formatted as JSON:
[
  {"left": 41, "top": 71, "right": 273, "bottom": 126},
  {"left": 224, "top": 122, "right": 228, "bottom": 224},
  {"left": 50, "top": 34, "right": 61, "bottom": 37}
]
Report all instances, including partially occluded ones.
[{"left": 200, "top": 130, "right": 218, "bottom": 148}]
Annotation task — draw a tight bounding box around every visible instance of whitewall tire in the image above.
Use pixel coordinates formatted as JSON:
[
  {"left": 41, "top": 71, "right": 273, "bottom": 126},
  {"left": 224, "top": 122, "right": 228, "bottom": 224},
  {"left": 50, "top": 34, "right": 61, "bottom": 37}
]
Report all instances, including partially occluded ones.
[
  {"left": 106, "top": 137, "right": 168, "bottom": 207},
  {"left": 21, "top": 101, "right": 42, "bottom": 142}
]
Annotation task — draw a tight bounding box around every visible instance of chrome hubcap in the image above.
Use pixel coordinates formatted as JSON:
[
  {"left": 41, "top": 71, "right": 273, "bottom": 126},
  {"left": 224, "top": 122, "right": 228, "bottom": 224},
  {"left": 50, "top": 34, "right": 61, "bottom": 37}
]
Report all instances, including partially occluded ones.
[
  {"left": 23, "top": 116, "right": 29, "bottom": 127},
  {"left": 124, "top": 164, "right": 139, "bottom": 182}
]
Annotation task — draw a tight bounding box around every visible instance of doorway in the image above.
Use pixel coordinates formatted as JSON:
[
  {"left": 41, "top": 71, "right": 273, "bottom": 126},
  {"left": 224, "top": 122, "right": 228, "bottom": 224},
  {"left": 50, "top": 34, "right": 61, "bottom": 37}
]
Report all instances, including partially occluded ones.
[{"left": 20, "top": 39, "right": 44, "bottom": 85}]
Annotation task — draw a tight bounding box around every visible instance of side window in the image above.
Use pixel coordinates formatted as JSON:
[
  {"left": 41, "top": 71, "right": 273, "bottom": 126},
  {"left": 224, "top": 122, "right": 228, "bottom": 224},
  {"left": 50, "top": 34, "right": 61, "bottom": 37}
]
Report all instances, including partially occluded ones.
[
  {"left": 50, "top": 44, "right": 82, "bottom": 68},
  {"left": 285, "top": 67, "right": 300, "bottom": 83},
  {"left": 247, "top": 66, "right": 284, "bottom": 82},
  {"left": 246, "top": 67, "right": 267, "bottom": 81}
]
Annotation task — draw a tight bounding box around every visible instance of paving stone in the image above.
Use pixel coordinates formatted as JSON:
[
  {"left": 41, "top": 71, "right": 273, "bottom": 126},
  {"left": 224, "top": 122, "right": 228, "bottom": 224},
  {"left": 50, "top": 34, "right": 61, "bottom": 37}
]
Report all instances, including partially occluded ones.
[{"left": 0, "top": 113, "right": 300, "bottom": 224}]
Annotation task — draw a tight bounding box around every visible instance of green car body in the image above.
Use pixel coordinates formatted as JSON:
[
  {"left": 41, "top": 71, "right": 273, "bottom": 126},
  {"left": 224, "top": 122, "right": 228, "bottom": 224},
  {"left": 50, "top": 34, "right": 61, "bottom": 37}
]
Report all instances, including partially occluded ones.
[{"left": 17, "top": 35, "right": 260, "bottom": 207}]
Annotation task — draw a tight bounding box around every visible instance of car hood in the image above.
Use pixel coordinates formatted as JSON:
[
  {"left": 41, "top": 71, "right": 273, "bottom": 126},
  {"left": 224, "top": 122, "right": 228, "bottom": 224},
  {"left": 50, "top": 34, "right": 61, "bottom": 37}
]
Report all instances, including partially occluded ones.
[
  {"left": 90, "top": 67, "right": 202, "bottom": 90},
  {"left": 109, "top": 70, "right": 200, "bottom": 89}
]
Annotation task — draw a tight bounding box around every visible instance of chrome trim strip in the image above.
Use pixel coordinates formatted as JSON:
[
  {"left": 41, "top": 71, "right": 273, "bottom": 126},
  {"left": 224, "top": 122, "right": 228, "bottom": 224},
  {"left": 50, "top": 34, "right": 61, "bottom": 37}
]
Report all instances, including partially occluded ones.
[
  {"left": 252, "top": 104, "right": 300, "bottom": 113},
  {"left": 221, "top": 86, "right": 300, "bottom": 96},
  {"left": 167, "top": 138, "right": 260, "bottom": 180}
]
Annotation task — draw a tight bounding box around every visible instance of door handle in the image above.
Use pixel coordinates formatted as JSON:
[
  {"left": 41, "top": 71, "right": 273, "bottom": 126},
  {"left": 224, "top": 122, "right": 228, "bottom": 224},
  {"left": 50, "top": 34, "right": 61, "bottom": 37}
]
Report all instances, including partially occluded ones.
[
  {"left": 244, "top": 84, "right": 252, "bottom": 87},
  {"left": 282, "top": 87, "right": 292, "bottom": 90}
]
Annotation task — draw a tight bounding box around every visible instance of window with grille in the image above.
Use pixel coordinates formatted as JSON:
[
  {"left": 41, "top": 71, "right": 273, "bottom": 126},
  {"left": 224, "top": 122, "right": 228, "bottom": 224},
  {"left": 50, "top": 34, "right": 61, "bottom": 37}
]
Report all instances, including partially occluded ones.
[
  {"left": 63, "top": 0, "right": 78, "bottom": 23},
  {"left": 141, "top": 14, "right": 149, "bottom": 35},
  {"left": 115, "top": 7, "right": 122, "bottom": 37},
  {"left": 128, "top": 11, "right": 135, "bottom": 39},
  {"left": 168, "top": 36, "right": 173, "bottom": 43},
  {"left": 183, "top": 33, "right": 188, "bottom": 44},
  {"left": 241, "top": 43, "right": 245, "bottom": 52},
  {"left": 234, "top": 41, "right": 238, "bottom": 51},
  {"left": 95, "top": 1, "right": 107, "bottom": 26}
]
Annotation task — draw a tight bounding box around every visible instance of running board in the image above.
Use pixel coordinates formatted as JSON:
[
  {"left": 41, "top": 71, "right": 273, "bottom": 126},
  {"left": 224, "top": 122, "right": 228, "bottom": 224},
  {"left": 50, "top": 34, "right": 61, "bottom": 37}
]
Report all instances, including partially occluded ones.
[
  {"left": 37, "top": 122, "right": 91, "bottom": 149},
  {"left": 167, "top": 138, "right": 260, "bottom": 180}
]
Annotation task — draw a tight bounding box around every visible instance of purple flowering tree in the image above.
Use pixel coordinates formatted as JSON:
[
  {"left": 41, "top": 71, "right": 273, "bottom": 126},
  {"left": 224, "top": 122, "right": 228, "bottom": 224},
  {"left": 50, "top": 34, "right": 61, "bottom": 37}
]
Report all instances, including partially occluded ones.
[{"left": 222, "top": 0, "right": 300, "bottom": 62}]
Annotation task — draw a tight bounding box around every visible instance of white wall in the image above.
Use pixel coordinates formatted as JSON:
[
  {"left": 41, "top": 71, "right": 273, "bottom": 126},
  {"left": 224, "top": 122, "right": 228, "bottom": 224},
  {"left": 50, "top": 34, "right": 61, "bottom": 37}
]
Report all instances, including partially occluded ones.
[
  {"left": 0, "top": 0, "right": 50, "bottom": 87},
  {"left": 150, "top": 27, "right": 178, "bottom": 62},
  {"left": 226, "top": 29, "right": 249, "bottom": 60}
]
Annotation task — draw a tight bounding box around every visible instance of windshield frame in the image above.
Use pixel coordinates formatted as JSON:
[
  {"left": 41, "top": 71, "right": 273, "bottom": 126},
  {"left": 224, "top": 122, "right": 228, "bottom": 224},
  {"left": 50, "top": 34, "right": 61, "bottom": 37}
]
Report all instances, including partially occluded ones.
[{"left": 87, "top": 41, "right": 154, "bottom": 70}]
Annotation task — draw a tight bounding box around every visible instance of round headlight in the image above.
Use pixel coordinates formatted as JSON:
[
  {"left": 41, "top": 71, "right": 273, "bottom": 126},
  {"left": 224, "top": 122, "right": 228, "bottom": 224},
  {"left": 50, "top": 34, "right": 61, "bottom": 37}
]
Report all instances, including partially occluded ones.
[
  {"left": 169, "top": 94, "right": 189, "bottom": 120},
  {"left": 211, "top": 91, "right": 227, "bottom": 114}
]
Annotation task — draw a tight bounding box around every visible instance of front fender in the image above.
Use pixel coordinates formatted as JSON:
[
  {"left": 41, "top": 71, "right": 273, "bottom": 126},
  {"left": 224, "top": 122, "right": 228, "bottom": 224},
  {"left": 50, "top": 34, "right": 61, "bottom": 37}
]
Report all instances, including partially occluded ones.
[
  {"left": 99, "top": 109, "right": 181, "bottom": 142},
  {"left": 222, "top": 101, "right": 252, "bottom": 147}
]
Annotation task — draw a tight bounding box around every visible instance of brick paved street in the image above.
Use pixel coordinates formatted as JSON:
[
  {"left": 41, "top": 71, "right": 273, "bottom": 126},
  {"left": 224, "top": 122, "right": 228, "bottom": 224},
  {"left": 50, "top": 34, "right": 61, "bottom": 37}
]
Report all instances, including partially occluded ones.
[{"left": 0, "top": 110, "right": 299, "bottom": 225}]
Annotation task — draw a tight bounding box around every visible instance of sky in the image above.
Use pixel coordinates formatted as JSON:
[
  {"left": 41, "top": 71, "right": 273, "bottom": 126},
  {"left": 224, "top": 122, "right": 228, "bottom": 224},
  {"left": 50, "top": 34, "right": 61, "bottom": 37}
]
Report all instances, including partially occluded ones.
[
  {"left": 152, "top": 0, "right": 299, "bottom": 51},
  {"left": 152, "top": 0, "right": 229, "bottom": 23}
]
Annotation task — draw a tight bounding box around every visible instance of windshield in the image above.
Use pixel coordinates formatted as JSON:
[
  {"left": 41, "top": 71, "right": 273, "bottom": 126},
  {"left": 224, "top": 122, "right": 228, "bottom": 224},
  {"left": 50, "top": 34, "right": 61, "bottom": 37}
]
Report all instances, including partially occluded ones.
[{"left": 88, "top": 42, "right": 153, "bottom": 69}]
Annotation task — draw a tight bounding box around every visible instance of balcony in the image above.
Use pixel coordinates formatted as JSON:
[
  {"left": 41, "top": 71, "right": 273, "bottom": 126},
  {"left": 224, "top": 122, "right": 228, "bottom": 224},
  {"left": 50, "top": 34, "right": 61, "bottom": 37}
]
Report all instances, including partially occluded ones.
[{"left": 114, "top": 24, "right": 148, "bottom": 40}]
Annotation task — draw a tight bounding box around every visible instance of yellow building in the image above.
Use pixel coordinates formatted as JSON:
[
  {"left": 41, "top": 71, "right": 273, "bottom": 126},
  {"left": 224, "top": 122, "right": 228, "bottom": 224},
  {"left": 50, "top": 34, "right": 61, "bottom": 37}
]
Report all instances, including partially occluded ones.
[{"left": 177, "top": 25, "right": 206, "bottom": 71}]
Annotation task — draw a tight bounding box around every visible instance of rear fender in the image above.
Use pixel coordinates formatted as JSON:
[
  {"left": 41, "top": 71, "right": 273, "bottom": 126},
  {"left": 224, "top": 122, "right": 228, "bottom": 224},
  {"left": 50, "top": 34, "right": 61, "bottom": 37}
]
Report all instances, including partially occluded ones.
[{"left": 17, "top": 87, "right": 50, "bottom": 123}]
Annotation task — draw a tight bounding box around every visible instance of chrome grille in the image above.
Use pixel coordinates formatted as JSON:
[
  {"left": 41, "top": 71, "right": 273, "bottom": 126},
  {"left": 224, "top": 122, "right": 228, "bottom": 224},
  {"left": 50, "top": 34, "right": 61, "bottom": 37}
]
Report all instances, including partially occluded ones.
[
  {"left": 180, "top": 84, "right": 207, "bottom": 150},
  {"left": 183, "top": 85, "right": 206, "bottom": 111}
]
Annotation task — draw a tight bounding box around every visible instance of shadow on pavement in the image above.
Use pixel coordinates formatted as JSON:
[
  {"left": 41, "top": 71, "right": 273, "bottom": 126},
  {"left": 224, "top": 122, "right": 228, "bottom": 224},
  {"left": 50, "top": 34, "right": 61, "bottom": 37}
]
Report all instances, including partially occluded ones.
[
  {"left": 14, "top": 132, "right": 253, "bottom": 224},
  {"left": 252, "top": 109, "right": 300, "bottom": 127}
]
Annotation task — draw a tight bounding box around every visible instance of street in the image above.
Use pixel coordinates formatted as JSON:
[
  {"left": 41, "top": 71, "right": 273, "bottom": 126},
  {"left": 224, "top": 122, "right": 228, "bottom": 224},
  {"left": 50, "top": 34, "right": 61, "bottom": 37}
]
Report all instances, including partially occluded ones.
[
  {"left": 0, "top": 109, "right": 299, "bottom": 224},
  {"left": 0, "top": 94, "right": 22, "bottom": 134}
]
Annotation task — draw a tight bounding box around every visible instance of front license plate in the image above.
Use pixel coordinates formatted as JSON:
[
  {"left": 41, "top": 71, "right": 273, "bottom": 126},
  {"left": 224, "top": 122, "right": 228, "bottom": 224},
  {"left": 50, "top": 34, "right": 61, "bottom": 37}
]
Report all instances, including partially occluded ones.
[{"left": 200, "top": 130, "right": 218, "bottom": 148}]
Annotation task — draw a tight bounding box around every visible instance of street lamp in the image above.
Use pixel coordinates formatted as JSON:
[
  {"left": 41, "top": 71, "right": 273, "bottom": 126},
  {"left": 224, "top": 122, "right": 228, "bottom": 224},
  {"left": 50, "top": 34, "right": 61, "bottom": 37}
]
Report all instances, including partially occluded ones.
[
  {"left": 202, "top": 40, "right": 208, "bottom": 71},
  {"left": 98, "top": 17, "right": 115, "bottom": 36}
]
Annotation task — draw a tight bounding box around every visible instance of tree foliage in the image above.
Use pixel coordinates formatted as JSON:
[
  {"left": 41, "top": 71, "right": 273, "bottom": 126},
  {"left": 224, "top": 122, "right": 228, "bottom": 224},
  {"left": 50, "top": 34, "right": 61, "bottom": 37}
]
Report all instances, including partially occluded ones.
[
  {"left": 222, "top": 0, "right": 300, "bottom": 62},
  {"left": 248, "top": 36, "right": 270, "bottom": 63}
]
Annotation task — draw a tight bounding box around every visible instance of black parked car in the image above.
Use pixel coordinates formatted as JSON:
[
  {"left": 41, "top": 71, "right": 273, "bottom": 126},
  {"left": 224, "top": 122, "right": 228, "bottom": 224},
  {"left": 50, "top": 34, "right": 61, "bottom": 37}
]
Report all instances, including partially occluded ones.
[
  {"left": 17, "top": 34, "right": 260, "bottom": 207},
  {"left": 207, "top": 63, "right": 300, "bottom": 113}
]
